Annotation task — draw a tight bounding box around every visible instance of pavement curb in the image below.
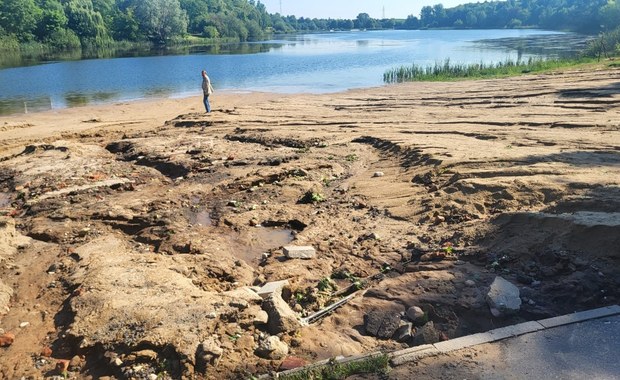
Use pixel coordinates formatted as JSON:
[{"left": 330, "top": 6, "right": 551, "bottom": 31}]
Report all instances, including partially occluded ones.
[
  {"left": 389, "top": 304, "right": 620, "bottom": 366},
  {"left": 270, "top": 305, "right": 620, "bottom": 378}
]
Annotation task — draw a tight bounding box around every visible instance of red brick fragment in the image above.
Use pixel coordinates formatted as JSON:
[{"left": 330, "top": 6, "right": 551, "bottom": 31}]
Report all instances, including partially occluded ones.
[{"left": 0, "top": 332, "right": 15, "bottom": 347}]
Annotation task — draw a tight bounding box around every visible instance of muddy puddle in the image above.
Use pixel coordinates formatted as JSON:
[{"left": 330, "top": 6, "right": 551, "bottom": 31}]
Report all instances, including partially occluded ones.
[
  {"left": 229, "top": 227, "right": 294, "bottom": 265},
  {"left": 187, "top": 208, "right": 212, "bottom": 226}
]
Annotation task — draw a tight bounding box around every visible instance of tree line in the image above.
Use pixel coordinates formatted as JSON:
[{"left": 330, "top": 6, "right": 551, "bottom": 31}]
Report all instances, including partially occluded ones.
[{"left": 1, "top": 0, "right": 619, "bottom": 50}]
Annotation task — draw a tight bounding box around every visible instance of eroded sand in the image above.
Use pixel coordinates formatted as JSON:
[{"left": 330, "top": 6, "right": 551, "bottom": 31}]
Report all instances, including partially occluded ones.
[{"left": 0, "top": 66, "right": 619, "bottom": 379}]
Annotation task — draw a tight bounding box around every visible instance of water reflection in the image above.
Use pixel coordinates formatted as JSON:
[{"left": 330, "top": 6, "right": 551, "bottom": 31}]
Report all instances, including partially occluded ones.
[
  {"left": 0, "top": 42, "right": 287, "bottom": 70},
  {"left": 230, "top": 227, "right": 294, "bottom": 265},
  {"left": 0, "top": 97, "right": 52, "bottom": 114},
  {"left": 64, "top": 92, "right": 119, "bottom": 107},
  {"left": 475, "top": 34, "right": 592, "bottom": 59}
]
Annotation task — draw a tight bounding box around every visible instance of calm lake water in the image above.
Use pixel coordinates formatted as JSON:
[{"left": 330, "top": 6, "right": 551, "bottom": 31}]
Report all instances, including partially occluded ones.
[{"left": 0, "top": 29, "right": 587, "bottom": 115}]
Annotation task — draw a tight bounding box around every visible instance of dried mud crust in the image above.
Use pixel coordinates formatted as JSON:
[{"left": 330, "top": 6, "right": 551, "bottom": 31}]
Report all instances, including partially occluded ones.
[{"left": 0, "top": 67, "right": 619, "bottom": 379}]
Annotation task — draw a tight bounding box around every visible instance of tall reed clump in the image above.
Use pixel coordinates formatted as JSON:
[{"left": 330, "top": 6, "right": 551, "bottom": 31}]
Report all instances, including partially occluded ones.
[{"left": 383, "top": 57, "right": 584, "bottom": 83}]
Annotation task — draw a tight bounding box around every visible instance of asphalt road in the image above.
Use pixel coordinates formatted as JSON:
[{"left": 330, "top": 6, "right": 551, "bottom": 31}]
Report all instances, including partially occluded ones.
[{"left": 352, "top": 313, "right": 620, "bottom": 380}]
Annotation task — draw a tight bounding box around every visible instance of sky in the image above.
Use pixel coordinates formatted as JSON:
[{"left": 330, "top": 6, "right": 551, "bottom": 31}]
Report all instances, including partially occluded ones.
[{"left": 258, "top": 0, "right": 472, "bottom": 20}]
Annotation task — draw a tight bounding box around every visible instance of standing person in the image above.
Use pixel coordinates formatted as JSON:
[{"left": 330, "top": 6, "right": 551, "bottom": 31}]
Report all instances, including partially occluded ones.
[{"left": 201, "top": 70, "right": 214, "bottom": 113}]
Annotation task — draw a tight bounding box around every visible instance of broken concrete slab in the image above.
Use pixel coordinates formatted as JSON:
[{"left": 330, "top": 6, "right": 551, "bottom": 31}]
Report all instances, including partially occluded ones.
[
  {"left": 283, "top": 245, "right": 316, "bottom": 259},
  {"left": 262, "top": 293, "right": 301, "bottom": 335},
  {"left": 257, "top": 280, "right": 290, "bottom": 299},
  {"left": 256, "top": 335, "right": 289, "bottom": 360},
  {"left": 486, "top": 276, "right": 521, "bottom": 317}
]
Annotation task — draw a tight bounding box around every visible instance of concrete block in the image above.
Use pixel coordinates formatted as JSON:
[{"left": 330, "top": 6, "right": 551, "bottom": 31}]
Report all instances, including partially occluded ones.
[
  {"left": 538, "top": 305, "right": 620, "bottom": 328},
  {"left": 434, "top": 332, "right": 492, "bottom": 352},
  {"left": 389, "top": 344, "right": 435, "bottom": 358},
  {"left": 390, "top": 345, "right": 439, "bottom": 366},
  {"left": 283, "top": 245, "right": 316, "bottom": 259},
  {"left": 486, "top": 321, "right": 545, "bottom": 341},
  {"left": 257, "top": 280, "right": 289, "bottom": 299}
]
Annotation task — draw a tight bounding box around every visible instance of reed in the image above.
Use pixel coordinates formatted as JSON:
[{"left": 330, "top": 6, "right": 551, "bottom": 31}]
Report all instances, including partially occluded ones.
[{"left": 383, "top": 57, "right": 588, "bottom": 83}]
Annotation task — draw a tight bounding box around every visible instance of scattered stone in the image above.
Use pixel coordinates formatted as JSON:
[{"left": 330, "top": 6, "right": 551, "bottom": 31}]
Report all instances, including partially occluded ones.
[
  {"left": 411, "top": 321, "right": 441, "bottom": 346},
  {"left": 19, "top": 321, "right": 30, "bottom": 328},
  {"left": 253, "top": 310, "right": 269, "bottom": 325},
  {"left": 41, "top": 346, "right": 53, "bottom": 357},
  {"left": 255, "top": 336, "right": 289, "bottom": 360},
  {"left": 56, "top": 359, "right": 70, "bottom": 374},
  {"left": 262, "top": 293, "right": 301, "bottom": 335},
  {"left": 196, "top": 338, "right": 224, "bottom": 369},
  {"left": 364, "top": 310, "right": 401, "bottom": 339},
  {"left": 134, "top": 349, "right": 158, "bottom": 362},
  {"left": 486, "top": 276, "right": 522, "bottom": 317},
  {"left": 405, "top": 306, "right": 426, "bottom": 325},
  {"left": 257, "top": 280, "right": 290, "bottom": 299},
  {"left": 280, "top": 356, "right": 308, "bottom": 371},
  {"left": 465, "top": 279, "right": 476, "bottom": 287},
  {"left": 47, "top": 263, "right": 59, "bottom": 273},
  {"left": 420, "top": 252, "right": 446, "bottom": 262},
  {"left": 393, "top": 322, "right": 413, "bottom": 342},
  {"left": 229, "top": 299, "right": 249, "bottom": 310},
  {"left": 68, "top": 355, "right": 82, "bottom": 371},
  {"left": 0, "top": 332, "right": 15, "bottom": 347},
  {"left": 283, "top": 245, "right": 316, "bottom": 259},
  {"left": 373, "top": 172, "right": 385, "bottom": 178}
]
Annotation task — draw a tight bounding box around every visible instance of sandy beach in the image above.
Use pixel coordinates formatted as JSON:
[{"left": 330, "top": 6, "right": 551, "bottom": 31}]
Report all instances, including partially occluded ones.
[{"left": 1, "top": 65, "right": 619, "bottom": 379}]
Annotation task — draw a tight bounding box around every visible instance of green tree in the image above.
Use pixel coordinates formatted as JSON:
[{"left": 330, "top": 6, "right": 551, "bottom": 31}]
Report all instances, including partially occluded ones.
[
  {"left": 601, "top": 0, "right": 620, "bottom": 30},
  {"left": 403, "top": 15, "right": 420, "bottom": 29},
  {"left": 420, "top": 5, "right": 433, "bottom": 27},
  {"left": 111, "top": 6, "right": 142, "bottom": 41},
  {"left": 355, "top": 12, "right": 372, "bottom": 29},
  {"left": 63, "top": 0, "right": 109, "bottom": 42},
  {"left": 134, "top": 0, "right": 188, "bottom": 43},
  {"left": 35, "top": 0, "right": 68, "bottom": 40},
  {"left": 0, "top": 0, "right": 42, "bottom": 41}
]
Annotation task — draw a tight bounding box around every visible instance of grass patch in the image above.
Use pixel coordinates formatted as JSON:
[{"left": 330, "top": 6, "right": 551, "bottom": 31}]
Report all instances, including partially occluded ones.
[
  {"left": 383, "top": 57, "right": 593, "bottom": 83},
  {"left": 278, "top": 354, "right": 389, "bottom": 380}
]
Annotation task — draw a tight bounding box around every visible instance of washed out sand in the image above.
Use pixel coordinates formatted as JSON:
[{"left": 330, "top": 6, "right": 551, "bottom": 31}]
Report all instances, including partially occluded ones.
[{"left": 0, "top": 65, "right": 619, "bottom": 379}]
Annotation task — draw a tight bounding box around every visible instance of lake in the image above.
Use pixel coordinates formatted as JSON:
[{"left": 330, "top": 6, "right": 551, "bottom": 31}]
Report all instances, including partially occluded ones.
[{"left": 0, "top": 29, "right": 588, "bottom": 115}]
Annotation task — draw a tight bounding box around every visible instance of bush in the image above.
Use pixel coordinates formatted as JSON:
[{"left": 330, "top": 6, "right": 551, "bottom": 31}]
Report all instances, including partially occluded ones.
[
  {"left": 584, "top": 27, "right": 620, "bottom": 59},
  {"left": 0, "top": 35, "right": 19, "bottom": 50},
  {"left": 45, "top": 29, "right": 81, "bottom": 49}
]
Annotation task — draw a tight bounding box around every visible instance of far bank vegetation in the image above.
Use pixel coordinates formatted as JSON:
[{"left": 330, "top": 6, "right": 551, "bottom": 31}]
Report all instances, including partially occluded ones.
[{"left": 1, "top": 0, "right": 620, "bottom": 54}]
